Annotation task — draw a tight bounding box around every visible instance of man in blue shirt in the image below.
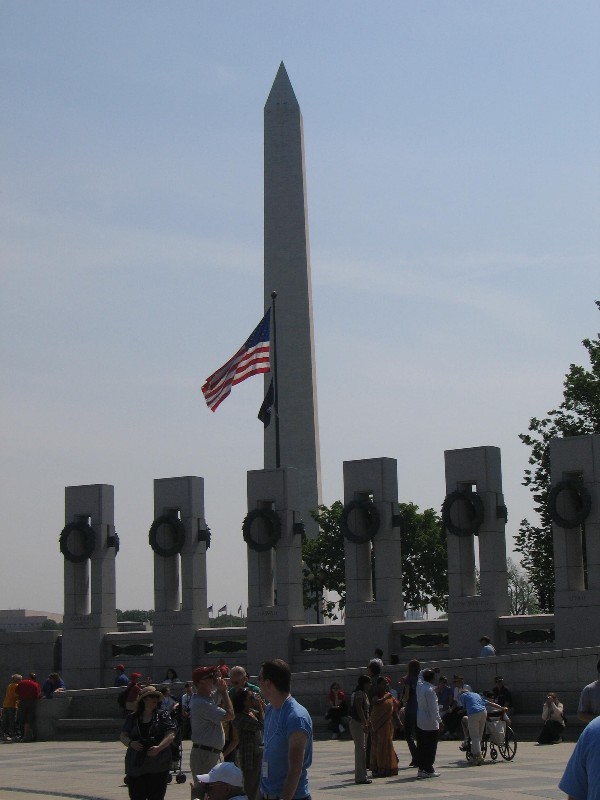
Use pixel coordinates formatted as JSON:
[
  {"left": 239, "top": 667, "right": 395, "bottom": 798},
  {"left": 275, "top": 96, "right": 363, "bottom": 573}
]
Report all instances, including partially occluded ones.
[
  {"left": 559, "top": 715, "right": 600, "bottom": 800},
  {"left": 258, "top": 659, "right": 312, "bottom": 800},
  {"left": 114, "top": 664, "right": 129, "bottom": 687},
  {"left": 459, "top": 689, "right": 505, "bottom": 765}
]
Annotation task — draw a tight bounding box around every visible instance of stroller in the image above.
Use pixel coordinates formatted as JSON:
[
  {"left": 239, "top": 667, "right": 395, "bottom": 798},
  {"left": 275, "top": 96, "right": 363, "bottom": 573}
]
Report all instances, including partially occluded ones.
[{"left": 167, "top": 704, "right": 187, "bottom": 785}]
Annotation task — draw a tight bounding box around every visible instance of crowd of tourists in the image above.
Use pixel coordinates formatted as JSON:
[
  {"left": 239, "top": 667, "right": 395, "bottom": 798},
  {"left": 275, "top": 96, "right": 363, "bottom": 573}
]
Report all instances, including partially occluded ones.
[
  {"left": 117, "top": 658, "right": 311, "bottom": 800},
  {"left": 3, "top": 651, "right": 600, "bottom": 799},
  {"left": 0, "top": 671, "right": 65, "bottom": 742},
  {"left": 337, "top": 646, "right": 600, "bottom": 790},
  {"left": 342, "top": 652, "right": 514, "bottom": 782}
]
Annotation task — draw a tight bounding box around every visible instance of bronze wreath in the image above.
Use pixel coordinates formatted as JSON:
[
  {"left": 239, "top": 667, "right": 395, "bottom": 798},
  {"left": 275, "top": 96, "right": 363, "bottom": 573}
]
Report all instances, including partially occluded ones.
[
  {"left": 59, "top": 521, "right": 96, "bottom": 563},
  {"left": 340, "top": 499, "right": 380, "bottom": 544},
  {"left": 242, "top": 508, "right": 281, "bottom": 552},
  {"left": 107, "top": 531, "right": 120, "bottom": 554},
  {"left": 441, "top": 490, "right": 485, "bottom": 537},
  {"left": 148, "top": 515, "right": 186, "bottom": 557},
  {"left": 198, "top": 525, "right": 211, "bottom": 549},
  {"left": 548, "top": 479, "right": 592, "bottom": 529}
]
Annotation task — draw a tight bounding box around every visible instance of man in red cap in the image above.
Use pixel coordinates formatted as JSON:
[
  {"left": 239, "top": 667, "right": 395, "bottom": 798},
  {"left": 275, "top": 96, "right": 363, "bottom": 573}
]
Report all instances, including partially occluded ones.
[
  {"left": 124, "top": 672, "right": 143, "bottom": 713},
  {"left": 114, "top": 664, "right": 129, "bottom": 687},
  {"left": 189, "top": 666, "right": 234, "bottom": 780}
]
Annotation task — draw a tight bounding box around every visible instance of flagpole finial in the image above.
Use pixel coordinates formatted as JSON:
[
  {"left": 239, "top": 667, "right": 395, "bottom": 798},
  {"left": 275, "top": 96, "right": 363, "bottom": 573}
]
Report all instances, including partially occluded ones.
[{"left": 271, "top": 291, "right": 277, "bottom": 300}]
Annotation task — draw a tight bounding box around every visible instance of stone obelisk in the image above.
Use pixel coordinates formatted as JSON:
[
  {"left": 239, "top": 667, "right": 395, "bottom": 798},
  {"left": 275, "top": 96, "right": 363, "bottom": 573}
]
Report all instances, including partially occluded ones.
[{"left": 264, "top": 63, "right": 321, "bottom": 537}]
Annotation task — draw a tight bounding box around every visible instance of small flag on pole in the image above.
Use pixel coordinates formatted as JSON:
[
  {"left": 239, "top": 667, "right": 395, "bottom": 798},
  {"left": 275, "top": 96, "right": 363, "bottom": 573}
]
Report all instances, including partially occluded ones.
[
  {"left": 202, "top": 311, "right": 271, "bottom": 412},
  {"left": 258, "top": 379, "right": 274, "bottom": 427},
  {"left": 207, "top": 604, "right": 213, "bottom": 615},
  {"left": 218, "top": 604, "right": 227, "bottom": 615},
  {"left": 237, "top": 604, "right": 242, "bottom": 616}
]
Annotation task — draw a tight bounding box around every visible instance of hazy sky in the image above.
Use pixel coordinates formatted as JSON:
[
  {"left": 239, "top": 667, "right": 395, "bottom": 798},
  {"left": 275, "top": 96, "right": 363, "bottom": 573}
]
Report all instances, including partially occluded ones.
[{"left": 1, "top": 1, "right": 598, "bottom": 616}]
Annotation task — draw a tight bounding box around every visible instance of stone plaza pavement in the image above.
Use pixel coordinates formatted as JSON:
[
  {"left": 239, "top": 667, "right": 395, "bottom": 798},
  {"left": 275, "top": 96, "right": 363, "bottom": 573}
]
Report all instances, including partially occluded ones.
[{"left": 0, "top": 738, "right": 574, "bottom": 800}]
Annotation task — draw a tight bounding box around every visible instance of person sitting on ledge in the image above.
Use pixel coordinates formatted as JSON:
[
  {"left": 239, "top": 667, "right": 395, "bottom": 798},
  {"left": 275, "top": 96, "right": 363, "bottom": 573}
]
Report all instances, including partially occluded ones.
[
  {"left": 41, "top": 672, "right": 66, "bottom": 699},
  {"left": 325, "top": 681, "right": 349, "bottom": 739}
]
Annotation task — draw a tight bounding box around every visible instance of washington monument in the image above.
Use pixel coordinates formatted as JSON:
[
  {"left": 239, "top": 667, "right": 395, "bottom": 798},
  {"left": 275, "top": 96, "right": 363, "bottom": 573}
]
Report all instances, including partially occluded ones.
[{"left": 263, "top": 63, "right": 321, "bottom": 536}]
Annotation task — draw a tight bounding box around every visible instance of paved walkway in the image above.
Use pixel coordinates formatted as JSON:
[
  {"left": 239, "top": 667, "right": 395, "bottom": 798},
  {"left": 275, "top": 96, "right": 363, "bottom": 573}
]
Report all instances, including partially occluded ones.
[{"left": 0, "top": 737, "right": 573, "bottom": 800}]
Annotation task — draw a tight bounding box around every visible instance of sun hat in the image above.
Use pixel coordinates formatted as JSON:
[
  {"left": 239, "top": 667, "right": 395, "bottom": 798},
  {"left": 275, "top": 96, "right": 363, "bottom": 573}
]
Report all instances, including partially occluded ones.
[
  {"left": 197, "top": 762, "right": 244, "bottom": 787},
  {"left": 138, "top": 685, "right": 161, "bottom": 702}
]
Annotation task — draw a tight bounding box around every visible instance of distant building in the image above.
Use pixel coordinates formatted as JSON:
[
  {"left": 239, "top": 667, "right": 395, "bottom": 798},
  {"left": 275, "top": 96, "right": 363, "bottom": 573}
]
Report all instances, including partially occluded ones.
[{"left": 0, "top": 609, "right": 63, "bottom": 631}]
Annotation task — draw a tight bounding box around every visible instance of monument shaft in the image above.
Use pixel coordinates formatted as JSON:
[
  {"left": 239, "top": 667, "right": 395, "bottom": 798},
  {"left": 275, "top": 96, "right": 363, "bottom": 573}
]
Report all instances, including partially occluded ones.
[{"left": 264, "top": 63, "right": 321, "bottom": 532}]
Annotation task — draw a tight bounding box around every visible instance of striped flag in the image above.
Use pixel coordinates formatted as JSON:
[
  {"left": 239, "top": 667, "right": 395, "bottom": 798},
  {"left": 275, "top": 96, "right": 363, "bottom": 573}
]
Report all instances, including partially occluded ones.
[
  {"left": 202, "top": 310, "right": 271, "bottom": 412},
  {"left": 218, "top": 604, "right": 227, "bottom": 614}
]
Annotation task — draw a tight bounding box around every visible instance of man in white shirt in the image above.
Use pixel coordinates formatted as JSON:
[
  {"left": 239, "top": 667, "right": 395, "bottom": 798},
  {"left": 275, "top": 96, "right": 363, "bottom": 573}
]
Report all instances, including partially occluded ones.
[{"left": 416, "top": 669, "right": 442, "bottom": 779}]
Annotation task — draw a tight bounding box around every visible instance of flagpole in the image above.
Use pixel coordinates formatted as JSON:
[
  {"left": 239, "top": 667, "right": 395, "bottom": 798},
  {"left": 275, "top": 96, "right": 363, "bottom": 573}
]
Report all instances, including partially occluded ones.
[{"left": 270, "top": 291, "right": 281, "bottom": 469}]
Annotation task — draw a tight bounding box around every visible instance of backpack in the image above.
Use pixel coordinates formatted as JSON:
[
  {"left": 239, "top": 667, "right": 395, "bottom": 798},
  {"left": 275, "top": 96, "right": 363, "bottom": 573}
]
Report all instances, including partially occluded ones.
[{"left": 118, "top": 687, "right": 129, "bottom": 708}]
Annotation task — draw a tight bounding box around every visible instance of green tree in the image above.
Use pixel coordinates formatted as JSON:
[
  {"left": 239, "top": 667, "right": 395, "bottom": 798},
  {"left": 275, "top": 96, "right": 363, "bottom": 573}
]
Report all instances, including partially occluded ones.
[
  {"left": 398, "top": 503, "right": 448, "bottom": 612},
  {"left": 302, "top": 501, "right": 346, "bottom": 620},
  {"left": 209, "top": 614, "right": 245, "bottom": 628},
  {"left": 302, "top": 500, "right": 448, "bottom": 619},
  {"left": 41, "top": 619, "right": 63, "bottom": 630},
  {"left": 516, "top": 301, "right": 600, "bottom": 611},
  {"left": 116, "top": 609, "right": 155, "bottom": 624}
]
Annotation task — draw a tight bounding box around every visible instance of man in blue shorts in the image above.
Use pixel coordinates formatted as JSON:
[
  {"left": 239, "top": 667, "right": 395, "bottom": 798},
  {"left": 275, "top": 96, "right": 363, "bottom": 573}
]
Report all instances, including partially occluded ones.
[
  {"left": 257, "top": 659, "right": 312, "bottom": 800},
  {"left": 559, "top": 715, "right": 600, "bottom": 800}
]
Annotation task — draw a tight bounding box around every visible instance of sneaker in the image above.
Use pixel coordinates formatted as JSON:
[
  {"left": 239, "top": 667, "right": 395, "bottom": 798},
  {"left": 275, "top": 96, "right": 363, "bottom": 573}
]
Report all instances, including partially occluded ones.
[
  {"left": 417, "top": 770, "right": 429, "bottom": 779},
  {"left": 459, "top": 742, "right": 468, "bottom": 751},
  {"left": 427, "top": 771, "right": 441, "bottom": 777}
]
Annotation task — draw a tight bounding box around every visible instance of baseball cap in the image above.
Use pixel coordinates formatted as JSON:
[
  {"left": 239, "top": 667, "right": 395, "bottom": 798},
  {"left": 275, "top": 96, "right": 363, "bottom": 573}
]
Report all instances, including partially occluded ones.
[
  {"left": 192, "top": 666, "right": 217, "bottom": 683},
  {"left": 115, "top": 664, "right": 125, "bottom": 671},
  {"left": 197, "top": 762, "right": 243, "bottom": 787}
]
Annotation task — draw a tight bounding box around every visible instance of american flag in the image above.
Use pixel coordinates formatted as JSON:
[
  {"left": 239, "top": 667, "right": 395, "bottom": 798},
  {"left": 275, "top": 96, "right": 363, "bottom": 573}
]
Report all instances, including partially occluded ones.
[{"left": 202, "top": 310, "right": 271, "bottom": 412}]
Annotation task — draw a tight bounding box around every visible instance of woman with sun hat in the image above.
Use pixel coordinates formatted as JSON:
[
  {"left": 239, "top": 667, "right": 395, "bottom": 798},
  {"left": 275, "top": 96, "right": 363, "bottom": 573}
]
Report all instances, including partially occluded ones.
[{"left": 120, "top": 684, "right": 177, "bottom": 800}]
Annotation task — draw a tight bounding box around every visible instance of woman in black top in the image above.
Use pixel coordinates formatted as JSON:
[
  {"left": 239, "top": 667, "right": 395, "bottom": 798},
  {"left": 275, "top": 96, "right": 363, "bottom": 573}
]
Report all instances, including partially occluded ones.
[{"left": 120, "top": 685, "right": 176, "bottom": 800}]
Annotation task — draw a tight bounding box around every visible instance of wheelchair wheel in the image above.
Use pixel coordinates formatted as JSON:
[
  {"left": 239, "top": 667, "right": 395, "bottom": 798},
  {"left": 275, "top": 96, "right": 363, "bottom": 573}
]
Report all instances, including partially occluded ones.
[{"left": 498, "top": 726, "right": 517, "bottom": 761}]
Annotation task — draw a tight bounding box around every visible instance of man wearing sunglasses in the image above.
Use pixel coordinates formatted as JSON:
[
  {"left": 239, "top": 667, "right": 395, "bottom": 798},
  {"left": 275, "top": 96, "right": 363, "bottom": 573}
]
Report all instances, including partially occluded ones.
[{"left": 257, "top": 659, "right": 312, "bottom": 800}]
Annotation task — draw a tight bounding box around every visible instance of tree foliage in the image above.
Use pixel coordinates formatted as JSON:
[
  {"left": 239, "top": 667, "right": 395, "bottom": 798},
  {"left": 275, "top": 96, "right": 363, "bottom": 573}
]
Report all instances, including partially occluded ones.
[
  {"left": 302, "top": 500, "right": 448, "bottom": 619},
  {"left": 506, "top": 557, "right": 540, "bottom": 615},
  {"left": 116, "top": 609, "right": 154, "bottom": 624},
  {"left": 397, "top": 502, "right": 448, "bottom": 612},
  {"left": 515, "top": 301, "right": 600, "bottom": 611},
  {"left": 302, "top": 501, "right": 346, "bottom": 620}
]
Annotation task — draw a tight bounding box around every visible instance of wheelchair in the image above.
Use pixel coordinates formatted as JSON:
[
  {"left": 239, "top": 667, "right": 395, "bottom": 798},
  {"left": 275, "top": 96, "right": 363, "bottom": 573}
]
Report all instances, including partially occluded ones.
[{"left": 464, "top": 719, "right": 517, "bottom": 762}]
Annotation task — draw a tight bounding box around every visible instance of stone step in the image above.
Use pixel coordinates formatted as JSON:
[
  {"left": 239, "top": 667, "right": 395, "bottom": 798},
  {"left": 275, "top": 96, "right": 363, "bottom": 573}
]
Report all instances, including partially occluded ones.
[{"left": 54, "top": 718, "right": 124, "bottom": 741}]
